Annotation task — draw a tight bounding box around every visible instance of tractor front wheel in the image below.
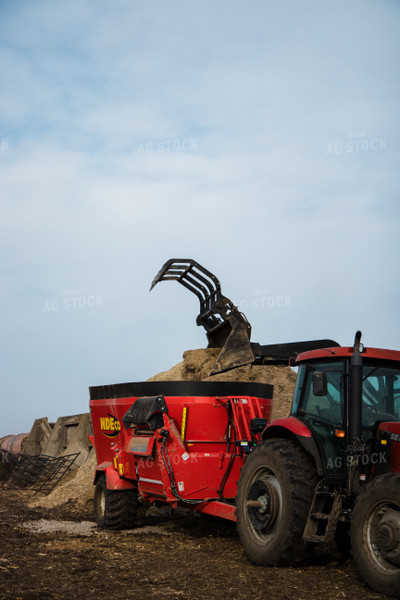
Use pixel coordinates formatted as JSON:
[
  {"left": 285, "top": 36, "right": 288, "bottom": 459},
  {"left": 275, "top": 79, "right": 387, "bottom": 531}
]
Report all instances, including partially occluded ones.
[
  {"left": 94, "top": 473, "right": 138, "bottom": 530},
  {"left": 236, "top": 439, "right": 317, "bottom": 566},
  {"left": 351, "top": 474, "right": 400, "bottom": 597}
]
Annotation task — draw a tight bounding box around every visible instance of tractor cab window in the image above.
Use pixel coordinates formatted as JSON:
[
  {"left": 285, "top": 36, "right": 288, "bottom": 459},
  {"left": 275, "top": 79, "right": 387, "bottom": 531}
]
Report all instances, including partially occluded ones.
[
  {"left": 300, "top": 361, "right": 344, "bottom": 426},
  {"left": 362, "top": 365, "right": 400, "bottom": 427},
  {"left": 296, "top": 361, "right": 345, "bottom": 475}
]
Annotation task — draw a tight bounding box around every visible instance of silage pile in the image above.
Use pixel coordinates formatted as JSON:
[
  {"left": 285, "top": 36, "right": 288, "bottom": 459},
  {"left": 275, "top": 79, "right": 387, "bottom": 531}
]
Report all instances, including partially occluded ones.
[
  {"left": 31, "top": 348, "right": 296, "bottom": 510},
  {"left": 147, "top": 348, "right": 296, "bottom": 420}
]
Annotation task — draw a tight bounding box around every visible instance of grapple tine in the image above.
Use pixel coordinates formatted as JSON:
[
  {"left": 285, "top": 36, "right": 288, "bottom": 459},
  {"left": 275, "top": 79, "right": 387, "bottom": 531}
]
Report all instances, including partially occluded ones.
[
  {"left": 150, "top": 259, "right": 217, "bottom": 295},
  {"left": 150, "top": 259, "right": 220, "bottom": 302}
]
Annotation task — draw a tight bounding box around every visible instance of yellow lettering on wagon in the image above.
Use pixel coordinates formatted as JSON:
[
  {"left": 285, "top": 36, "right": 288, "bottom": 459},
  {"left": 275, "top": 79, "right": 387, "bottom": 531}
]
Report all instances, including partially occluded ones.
[{"left": 100, "top": 414, "right": 121, "bottom": 437}]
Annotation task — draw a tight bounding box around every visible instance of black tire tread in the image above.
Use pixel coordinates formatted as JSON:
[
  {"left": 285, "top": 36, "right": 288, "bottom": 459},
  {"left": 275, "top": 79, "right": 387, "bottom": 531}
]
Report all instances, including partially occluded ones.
[
  {"left": 94, "top": 474, "right": 138, "bottom": 530},
  {"left": 351, "top": 473, "right": 400, "bottom": 597},
  {"left": 236, "top": 438, "right": 317, "bottom": 566}
]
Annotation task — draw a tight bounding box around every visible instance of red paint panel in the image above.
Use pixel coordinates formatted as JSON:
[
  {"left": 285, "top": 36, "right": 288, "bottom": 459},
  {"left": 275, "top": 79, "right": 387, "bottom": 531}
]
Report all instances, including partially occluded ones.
[
  {"left": 195, "top": 500, "right": 237, "bottom": 522},
  {"left": 297, "top": 346, "right": 400, "bottom": 364},
  {"left": 379, "top": 422, "right": 400, "bottom": 472},
  {"left": 265, "top": 416, "right": 312, "bottom": 438},
  {"left": 104, "top": 465, "right": 136, "bottom": 491}
]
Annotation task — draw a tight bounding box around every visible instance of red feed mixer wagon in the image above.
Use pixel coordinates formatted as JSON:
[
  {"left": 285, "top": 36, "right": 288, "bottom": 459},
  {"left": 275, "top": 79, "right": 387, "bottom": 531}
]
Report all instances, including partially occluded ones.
[
  {"left": 90, "top": 380, "right": 272, "bottom": 522},
  {"left": 90, "top": 259, "right": 400, "bottom": 598}
]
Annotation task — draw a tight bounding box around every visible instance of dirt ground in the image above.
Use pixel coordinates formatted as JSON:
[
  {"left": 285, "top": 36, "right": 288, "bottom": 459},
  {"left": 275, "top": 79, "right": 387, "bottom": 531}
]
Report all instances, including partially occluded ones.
[{"left": 0, "top": 489, "right": 392, "bottom": 600}]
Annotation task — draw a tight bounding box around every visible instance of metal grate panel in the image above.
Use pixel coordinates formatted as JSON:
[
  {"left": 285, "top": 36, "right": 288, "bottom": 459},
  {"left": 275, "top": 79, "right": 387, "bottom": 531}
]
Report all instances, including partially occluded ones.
[{"left": 0, "top": 453, "right": 80, "bottom": 494}]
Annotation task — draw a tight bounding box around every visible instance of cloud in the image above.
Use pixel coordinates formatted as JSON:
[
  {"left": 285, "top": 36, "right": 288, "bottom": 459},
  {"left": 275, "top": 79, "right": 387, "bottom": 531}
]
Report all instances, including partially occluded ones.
[{"left": 0, "top": 0, "right": 399, "bottom": 436}]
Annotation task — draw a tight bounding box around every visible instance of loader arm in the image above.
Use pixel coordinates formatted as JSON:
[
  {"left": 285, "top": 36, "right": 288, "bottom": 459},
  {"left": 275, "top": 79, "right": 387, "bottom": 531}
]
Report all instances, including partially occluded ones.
[{"left": 151, "top": 258, "right": 339, "bottom": 374}]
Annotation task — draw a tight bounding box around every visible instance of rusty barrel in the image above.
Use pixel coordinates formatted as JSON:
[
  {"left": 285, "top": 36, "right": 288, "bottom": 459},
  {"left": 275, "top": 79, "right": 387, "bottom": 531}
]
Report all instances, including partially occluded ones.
[{"left": 0, "top": 433, "right": 29, "bottom": 456}]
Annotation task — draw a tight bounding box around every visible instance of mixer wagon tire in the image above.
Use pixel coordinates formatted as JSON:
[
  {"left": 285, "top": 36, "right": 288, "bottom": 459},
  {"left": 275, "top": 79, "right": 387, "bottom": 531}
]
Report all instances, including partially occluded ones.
[
  {"left": 351, "top": 474, "right": 400, "bottom": 597},
  {"left": 236, "top": 439, "right": 317, "bottom": 566},
  {"left": 94, "top": 473, "right": 138, "bottom": 530}
]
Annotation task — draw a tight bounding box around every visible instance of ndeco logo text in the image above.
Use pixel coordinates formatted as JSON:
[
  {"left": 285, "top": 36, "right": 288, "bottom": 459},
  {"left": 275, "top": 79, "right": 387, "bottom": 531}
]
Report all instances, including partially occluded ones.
[{"left": 100, "top": 415, "right": 121, "bottom": 437}]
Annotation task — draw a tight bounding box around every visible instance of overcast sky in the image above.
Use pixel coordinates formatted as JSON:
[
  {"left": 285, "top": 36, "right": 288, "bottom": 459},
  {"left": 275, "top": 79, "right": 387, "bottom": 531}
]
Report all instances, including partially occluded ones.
[{"left": 1, "top": 0, "right": 399, "bottom": 437}]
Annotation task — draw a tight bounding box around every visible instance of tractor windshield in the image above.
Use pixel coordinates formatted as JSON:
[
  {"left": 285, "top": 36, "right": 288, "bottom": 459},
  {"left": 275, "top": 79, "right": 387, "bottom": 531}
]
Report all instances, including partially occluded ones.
[{"left": 298, "top": 361, "right": 344, "bottom": 426}]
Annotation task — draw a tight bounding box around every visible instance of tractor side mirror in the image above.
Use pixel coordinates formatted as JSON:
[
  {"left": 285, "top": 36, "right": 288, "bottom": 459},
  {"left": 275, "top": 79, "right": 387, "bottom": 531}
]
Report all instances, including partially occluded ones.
[{"left": 313, "top": 371, "right": 327, "bottom": 396}]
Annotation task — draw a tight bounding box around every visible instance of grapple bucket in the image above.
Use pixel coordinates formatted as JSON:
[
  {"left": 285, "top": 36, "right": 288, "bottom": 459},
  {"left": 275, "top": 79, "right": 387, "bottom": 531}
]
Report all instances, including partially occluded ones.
[{"left": 150, "top": 258, "right": 254, "bottom": 372}]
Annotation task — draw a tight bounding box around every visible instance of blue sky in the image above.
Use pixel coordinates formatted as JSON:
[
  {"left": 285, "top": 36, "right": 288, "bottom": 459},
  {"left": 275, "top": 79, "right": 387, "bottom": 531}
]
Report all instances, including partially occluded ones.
[{"left": 1, "top": 0, "right": 399, "bottom": 437}]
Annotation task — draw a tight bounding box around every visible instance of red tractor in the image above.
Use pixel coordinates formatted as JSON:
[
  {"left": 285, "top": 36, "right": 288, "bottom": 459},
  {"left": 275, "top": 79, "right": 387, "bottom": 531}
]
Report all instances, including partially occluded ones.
[{"left": 90, "top": 259, "right": 400, "bottom": 597}]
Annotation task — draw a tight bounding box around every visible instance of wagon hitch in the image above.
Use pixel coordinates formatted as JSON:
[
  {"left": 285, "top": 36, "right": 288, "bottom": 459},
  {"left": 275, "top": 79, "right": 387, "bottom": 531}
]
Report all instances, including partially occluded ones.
[{"left": 150, "top": 258, "right": 254, "bottom": 373}]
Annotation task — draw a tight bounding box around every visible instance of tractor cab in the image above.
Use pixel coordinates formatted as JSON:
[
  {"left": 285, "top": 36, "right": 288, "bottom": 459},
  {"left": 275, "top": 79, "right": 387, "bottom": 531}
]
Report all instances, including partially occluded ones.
[{"left": 291, "top": 344, "right": 400, "bottom": 479}]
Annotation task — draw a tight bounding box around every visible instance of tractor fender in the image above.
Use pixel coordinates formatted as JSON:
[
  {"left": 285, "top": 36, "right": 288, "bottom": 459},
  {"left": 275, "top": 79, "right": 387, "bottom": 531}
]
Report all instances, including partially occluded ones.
[
  {"left": 95, "top": 462, "right": 137, "bottom": 491},
  {"left": 262, "top": 418, "right": 324, "bottom": 476}
]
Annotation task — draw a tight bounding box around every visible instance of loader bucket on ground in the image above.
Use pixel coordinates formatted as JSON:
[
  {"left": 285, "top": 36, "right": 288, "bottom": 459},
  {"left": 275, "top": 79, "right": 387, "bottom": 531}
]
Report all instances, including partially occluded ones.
[{"left": 150, "top": 258, "right": 254, "bottom": 372}]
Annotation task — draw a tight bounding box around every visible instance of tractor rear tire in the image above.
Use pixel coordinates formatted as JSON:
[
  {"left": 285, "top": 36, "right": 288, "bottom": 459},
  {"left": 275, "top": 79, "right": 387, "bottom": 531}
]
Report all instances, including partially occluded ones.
[
  {"left": 351, "top": 473, "right": 400, "bottom": 597},
  {"left": 236, "top": 438, "right": 317, "bottom": 566},
  {"left": 94, "top": 473, "right": 138, "bottom": 530}
]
